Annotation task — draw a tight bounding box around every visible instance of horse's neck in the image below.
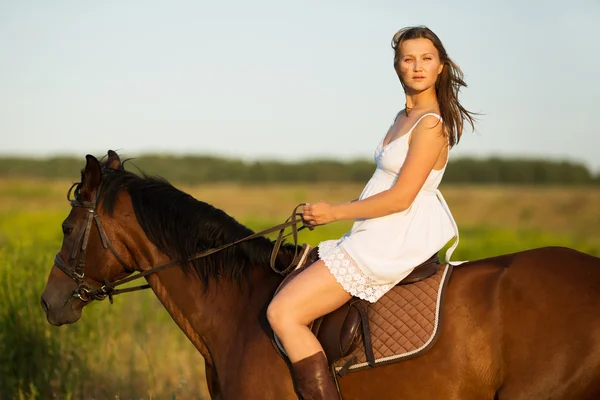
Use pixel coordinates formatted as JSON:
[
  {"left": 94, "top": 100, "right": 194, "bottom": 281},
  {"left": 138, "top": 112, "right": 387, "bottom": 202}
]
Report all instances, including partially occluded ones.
[
  {"left": 143, "top": 270, "right": 213, "bottom": 359},
  {"left": 144, "top": 254, "right": 295, "bottom": 397},
  {"left": 115, "top": 193, "right": 298, "bottom": 397}
]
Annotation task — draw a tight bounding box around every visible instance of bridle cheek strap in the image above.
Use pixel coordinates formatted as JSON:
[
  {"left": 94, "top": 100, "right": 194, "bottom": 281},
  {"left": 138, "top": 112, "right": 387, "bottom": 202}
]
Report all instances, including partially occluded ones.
[{"left": 54, "top": 200, "right": 137, "bottom": 303}]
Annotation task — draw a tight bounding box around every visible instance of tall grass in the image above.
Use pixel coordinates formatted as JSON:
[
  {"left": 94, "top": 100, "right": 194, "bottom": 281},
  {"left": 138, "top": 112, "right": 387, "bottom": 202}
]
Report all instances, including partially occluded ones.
[
  {"left": 1, "top": 180, "right": 598, "bottom": 399},
  {"left": 0, "top": 211, "right": 208, "bottom": 400}
]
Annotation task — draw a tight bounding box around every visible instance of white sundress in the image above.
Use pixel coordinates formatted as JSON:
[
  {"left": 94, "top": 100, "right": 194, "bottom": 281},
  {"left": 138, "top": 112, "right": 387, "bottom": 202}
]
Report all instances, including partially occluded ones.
[{"left": 318, "top": 112, "right": 460, "bottom": 303}]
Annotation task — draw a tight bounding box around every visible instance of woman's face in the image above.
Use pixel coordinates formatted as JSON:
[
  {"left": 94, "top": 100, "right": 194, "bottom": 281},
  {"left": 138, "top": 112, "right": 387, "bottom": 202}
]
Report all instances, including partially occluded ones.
[{"left": 397, "top": 38, "right": 444, "bottom": 93}]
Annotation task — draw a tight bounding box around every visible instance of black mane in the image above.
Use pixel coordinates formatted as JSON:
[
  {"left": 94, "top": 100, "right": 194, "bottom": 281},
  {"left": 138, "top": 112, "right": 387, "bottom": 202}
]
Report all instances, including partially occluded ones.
[{"left": 81, "top": 166, "right": 298, "bottom": 285}]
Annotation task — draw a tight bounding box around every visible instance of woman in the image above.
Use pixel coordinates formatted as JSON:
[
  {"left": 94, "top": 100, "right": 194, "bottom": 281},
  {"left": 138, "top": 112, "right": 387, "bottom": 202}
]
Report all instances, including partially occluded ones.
[{"left": 267, "top": 25, "right": 476, "bottom": 399}]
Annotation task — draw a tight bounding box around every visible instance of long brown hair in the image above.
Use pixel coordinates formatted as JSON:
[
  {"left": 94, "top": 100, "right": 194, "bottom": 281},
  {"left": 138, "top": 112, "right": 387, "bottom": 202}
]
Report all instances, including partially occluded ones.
[{"left": 392, "top": 26, "right": 475, "bottom": 147}]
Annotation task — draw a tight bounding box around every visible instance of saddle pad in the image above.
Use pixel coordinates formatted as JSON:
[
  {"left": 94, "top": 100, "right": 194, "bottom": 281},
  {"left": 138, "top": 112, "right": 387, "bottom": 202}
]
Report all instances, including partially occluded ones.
[{"left": 334, "top": 263, "right": 452, "bottom": 374}]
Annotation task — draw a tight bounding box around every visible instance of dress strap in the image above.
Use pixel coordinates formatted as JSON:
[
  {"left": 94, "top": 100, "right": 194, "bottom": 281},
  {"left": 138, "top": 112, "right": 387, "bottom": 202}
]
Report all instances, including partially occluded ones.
[
  {"left": 389, "top": 110, "right": 403, "bottom": 128},
  {"left": 395, "top": 111, "right": 442, "bottom": 126},
  {"left": 433, "top": 189, "right": 464, "bottom": 266},
  {"left": 414, "top": 112, "right": 442, "bottom": 124},
  {"left": 404, "top": 112, "right": 443, "bottom": 145}
]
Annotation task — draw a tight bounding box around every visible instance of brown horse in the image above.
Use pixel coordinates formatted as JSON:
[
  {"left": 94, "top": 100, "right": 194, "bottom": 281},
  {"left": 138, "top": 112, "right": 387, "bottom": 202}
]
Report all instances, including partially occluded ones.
[{"left": 41, "top": 151, "right": 600, "bottom": 400}]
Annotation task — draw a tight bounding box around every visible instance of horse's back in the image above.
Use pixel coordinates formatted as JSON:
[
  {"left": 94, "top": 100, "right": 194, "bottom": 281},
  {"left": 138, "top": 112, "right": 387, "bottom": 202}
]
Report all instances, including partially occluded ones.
[{"left": 475, "top": 246, "right": 600, "bottom": 399}]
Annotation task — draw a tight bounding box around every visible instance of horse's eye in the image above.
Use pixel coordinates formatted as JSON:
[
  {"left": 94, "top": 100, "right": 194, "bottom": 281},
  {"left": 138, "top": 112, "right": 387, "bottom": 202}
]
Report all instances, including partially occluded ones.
[{"left": 63, "top": 227, "right": 73, "bottom": 235}]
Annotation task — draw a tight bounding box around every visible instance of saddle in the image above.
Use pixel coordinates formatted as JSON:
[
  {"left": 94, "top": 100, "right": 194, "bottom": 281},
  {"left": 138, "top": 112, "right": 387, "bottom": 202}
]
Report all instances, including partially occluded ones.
[{"left": 273, "top": 245, "right": 452, "bottom": 376}]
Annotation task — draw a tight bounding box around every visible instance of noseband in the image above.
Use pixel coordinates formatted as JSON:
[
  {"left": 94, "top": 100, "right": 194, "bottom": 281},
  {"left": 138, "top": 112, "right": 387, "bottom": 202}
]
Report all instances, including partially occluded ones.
[{"left": 55, "top": 184, "right": 307, "bottom": 304}]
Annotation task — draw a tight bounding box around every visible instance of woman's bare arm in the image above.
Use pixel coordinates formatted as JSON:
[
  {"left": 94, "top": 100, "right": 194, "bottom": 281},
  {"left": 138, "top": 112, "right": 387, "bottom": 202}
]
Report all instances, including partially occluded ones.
[{"left": 302, "top": 115, "right": 446, "bottom": 226}]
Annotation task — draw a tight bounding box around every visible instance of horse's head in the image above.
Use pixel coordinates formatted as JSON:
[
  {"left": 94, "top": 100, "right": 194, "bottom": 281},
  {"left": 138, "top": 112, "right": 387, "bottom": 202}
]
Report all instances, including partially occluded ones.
[{"left": 41, "top": 150, "right": 134, "bottom": 325}]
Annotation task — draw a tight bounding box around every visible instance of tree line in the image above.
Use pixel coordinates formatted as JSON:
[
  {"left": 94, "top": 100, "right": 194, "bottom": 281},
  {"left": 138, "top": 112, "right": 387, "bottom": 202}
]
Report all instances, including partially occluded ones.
[{"left": 0, "top": 155, "right": 598, "bottom": 185}]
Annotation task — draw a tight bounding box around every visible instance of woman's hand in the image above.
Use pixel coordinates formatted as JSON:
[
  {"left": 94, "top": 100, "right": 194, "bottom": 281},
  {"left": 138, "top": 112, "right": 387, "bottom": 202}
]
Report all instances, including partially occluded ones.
[{"left": 302, "top": 201, "right": 337, "bottom": 227}]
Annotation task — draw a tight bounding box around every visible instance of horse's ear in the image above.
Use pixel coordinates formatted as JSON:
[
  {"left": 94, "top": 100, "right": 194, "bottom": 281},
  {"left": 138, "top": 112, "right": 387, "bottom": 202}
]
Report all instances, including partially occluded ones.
[
  {"left": 107, "top": 150, "right": 123, "bottom": 170},
  {"left": 82, "top": 154, "right": 101, "bottom": 200}
]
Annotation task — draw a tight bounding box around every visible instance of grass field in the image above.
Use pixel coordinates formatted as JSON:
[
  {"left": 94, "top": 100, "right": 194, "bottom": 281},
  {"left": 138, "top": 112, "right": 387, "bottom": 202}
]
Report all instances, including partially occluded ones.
[{"left": 1, "top": 178, "right": 599, "bottom": 399}]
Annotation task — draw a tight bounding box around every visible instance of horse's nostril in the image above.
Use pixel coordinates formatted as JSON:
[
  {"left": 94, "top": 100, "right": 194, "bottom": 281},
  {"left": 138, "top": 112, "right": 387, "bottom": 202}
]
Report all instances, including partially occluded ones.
[{"left": 41, "top": 296, "right": 49, "bottom": 313}]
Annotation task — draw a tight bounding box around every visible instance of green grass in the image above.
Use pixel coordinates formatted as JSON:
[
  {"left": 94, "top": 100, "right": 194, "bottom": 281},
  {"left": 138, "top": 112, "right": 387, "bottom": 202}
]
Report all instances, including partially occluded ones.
[{"left": 0, "top": 212, "right": 208, "bottom": 400}]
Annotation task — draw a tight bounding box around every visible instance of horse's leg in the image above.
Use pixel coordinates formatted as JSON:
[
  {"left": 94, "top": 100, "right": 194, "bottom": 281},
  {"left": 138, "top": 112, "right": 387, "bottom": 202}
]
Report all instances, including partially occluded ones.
[{"left": 205, "top": 359, "right": 222, "bottom": 400}]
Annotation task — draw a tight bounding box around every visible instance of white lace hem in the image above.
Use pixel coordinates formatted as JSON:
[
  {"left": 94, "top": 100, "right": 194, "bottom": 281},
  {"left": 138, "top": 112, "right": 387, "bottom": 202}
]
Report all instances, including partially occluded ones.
[{"left": 318, "top": 239, "right": 396, "bottom": 303}]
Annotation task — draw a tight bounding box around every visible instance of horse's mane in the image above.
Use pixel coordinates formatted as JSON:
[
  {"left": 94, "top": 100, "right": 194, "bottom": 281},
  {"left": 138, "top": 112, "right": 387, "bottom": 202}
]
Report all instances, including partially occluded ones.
[{"left": 76, "top": 165, "right": 297, "bottom": 286}]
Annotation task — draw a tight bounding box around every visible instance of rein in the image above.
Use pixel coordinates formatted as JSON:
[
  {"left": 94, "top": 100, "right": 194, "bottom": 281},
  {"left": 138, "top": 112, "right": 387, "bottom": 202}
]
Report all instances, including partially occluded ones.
[{"left": 55, "top": 183, "right": 309, "bottom": 304}]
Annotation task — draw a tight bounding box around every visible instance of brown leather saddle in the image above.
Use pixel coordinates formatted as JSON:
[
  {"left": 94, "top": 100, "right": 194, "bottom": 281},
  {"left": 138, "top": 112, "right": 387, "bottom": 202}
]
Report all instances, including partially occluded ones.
[{"left": 273, "top": 246, "right": 440, "bottom": 370}]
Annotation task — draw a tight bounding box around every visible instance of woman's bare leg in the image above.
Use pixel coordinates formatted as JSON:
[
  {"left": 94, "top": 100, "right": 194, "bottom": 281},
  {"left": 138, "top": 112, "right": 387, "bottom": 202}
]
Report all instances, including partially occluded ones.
[{"left": 267, "top": 259, "right": 351, "bottom": 362}]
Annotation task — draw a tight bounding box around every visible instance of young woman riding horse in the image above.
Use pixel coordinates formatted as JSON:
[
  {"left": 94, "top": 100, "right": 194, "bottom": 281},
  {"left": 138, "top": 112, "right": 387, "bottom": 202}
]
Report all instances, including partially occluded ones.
[{"left": 267, "top": 25, "right": 475, "bottom": 399}]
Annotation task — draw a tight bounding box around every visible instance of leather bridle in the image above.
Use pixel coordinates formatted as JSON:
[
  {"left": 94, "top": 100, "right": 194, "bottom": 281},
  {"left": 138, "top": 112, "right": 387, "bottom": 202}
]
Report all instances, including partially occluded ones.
[{"left": 54, "top": 183, "right": 308, "bottom": 304}]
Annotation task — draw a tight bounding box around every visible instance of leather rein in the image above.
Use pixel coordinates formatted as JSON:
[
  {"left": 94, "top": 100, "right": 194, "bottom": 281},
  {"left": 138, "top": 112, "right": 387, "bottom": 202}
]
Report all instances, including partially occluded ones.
[{"left": 54, "top": 183, "right": 308, "bottom": 304}]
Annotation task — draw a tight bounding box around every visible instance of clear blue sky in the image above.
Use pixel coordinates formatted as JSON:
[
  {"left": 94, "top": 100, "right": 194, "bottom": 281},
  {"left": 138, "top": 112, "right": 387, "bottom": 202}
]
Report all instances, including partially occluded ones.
[{"left": 1, "top": 0, "right": 599, "bottom": 171}]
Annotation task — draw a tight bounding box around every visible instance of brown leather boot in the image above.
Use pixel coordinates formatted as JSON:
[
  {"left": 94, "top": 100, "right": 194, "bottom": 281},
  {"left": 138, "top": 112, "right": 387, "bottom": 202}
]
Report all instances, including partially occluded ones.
[{"left": 291, "top": 352, "right": 340, "bottom": 399}]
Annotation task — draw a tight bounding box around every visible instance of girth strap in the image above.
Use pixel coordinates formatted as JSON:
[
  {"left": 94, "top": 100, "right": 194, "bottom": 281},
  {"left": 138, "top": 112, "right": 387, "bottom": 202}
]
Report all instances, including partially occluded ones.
[
  {"left": 353, "top": 300, "right": 375, "bottom": 368},
  {"left": 335, "top": 299, "right": 374, "bottom": 377}
]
